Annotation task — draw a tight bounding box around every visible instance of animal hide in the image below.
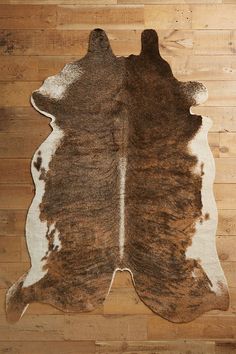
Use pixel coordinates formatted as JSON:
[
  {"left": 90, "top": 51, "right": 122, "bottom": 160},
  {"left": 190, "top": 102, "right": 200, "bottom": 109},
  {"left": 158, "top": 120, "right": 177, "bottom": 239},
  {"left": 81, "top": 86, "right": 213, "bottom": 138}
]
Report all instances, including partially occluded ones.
[{"left": 6, "top": 28, "right": 229, "bottom": 323}]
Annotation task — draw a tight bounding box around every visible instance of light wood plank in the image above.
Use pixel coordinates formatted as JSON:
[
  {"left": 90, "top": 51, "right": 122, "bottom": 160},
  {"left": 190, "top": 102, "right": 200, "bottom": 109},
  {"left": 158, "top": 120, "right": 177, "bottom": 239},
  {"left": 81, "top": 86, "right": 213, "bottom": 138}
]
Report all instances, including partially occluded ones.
[
  {"left": 0, "top": 341, "right": 96, "bottom": 354},
  {"left": 0, "top": 5, "right": 57, "bottom": 29},
  {"left": 0, "top": 210, "right": 27, "bottom": 236},
  {"left": 168, "top": 55, "right": 236, "bottom": 81},
  {"left": 192, "top": 5, "right": 236, "bottom": 29},
  {"left": 57, "top": 5, "right": 144, "bottom": 30},
  {"left": 119, "top": 0, "right": 222, "bottom": 3},
  {"left": 148, "top": 315, "right": 236, "bottom": 340},
  {"left": 0, "top": 185, "right": 34, "bottom": 209},
  {"left": 215, "top": 158, "right": 236, "bottom": 183},
  {"left": 219, "top": 133, "right": 236, "bottom": 157},
  {"left": 194, "top": 30, "right": 235, "bottom": 55},
  {"left": 218, "top": 210, "right": 236, "bottom": 235},
  {"left": 0, "top": 29, "right": 232, "bottom": 57},
  {"left": 0, "top": 262, "right": 29, "bottom": 289},
  {"left": 217, "top": 236, "right": 236, "bottom": 262},
  {"left": 64, "top": 314, "right": 147, "bottom": 340},
  {"left": 202, "top": 81, "right": 236, "bottom": 107},
  {"left": 0, "top": 315, "right": 64, "bottom": 341},
  {"left": 222, "top": 262, "right": 236, "bottom": 287},
  {"left": 192, "top": 107, "right": 236, "bottom": 133},
  {"left": 0, "top": 29, "right": 142, "bottom": 56},
  {"left": 0, "top": 0, "right": 116, "bottom": 3},
  {"left": 95, "top": 340, "right": 216, "bottom": 353},
  {"left": 215, "top": 184, "right": 236, "bottom": 210},
  {"left": 144, "top": 5, "right": 192, "bottom": 30},
  {"left": 0, "top": 236, "right": 21, "bottom": 262}
]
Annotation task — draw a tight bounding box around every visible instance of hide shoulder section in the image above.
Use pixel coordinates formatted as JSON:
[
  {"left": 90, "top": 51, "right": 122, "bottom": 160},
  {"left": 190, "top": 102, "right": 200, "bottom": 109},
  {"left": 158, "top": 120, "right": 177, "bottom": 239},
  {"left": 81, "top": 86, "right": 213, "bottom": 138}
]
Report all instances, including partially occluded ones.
[{"left": 6, "top": 28, "right": 229, "bottom": 323}]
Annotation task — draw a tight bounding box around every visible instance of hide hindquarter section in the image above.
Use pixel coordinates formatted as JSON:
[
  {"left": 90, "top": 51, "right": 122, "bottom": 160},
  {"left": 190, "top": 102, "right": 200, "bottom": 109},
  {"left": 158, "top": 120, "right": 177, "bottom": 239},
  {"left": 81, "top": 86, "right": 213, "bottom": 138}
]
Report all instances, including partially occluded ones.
[
  {"left": 124, "top": 30, "right": 229, "bottom": 322},
  {"left": 6, "top": 29, "right": 125, "bottom": 323}
]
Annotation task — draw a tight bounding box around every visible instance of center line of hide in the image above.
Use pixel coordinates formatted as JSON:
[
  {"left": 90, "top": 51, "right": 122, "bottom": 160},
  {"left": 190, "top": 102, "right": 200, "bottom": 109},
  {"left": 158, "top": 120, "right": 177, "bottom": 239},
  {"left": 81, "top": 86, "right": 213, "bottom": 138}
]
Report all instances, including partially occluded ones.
[{"left": 119, "top": 156, "right": 127, "bottom": 259}]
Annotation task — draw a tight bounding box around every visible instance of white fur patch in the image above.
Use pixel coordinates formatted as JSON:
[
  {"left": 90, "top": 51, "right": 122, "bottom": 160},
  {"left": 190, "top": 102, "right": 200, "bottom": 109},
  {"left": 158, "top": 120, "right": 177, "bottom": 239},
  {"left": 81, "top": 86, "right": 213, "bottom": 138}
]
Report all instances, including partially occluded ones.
[
  {"left": 38, "top": 63, "right": 83, "bottom": 100},
  {"left": 23, "top": 97, "right": 64, "bottom": 288},
  {"left": 185, "top": 116, "right": 227, "bottom": 295},
  {"left": 193, "top": 85, "right": 208, "bottom": 105},
  {"left": 118, "top": 157, "right": 127, "bottom": 260}
]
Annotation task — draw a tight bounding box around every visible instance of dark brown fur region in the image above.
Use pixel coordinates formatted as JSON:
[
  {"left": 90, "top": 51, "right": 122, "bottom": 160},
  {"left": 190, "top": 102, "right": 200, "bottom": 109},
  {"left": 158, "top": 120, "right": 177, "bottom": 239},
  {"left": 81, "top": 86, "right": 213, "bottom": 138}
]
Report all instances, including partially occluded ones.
[
  {"left": 6, "top": 28, "right": 229, "bottom": 324},
  {"left": 33, "top": 151, "right": 42, "bottom": 171}
]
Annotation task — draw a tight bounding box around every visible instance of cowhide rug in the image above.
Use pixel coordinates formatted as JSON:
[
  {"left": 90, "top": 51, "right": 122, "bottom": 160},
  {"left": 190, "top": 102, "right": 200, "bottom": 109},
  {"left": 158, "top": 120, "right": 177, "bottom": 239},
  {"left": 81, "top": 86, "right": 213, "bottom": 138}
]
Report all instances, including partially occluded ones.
[{"left": 6, "top": 28, "right": 229, "bottom": 323}]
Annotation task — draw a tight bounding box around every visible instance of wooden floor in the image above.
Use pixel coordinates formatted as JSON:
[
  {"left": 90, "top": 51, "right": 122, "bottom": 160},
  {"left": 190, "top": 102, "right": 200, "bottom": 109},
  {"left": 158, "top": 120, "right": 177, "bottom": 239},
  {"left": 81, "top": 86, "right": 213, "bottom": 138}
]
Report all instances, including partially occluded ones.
[{"left": 0, "top": 0, "right": 236, "bottom": 353}]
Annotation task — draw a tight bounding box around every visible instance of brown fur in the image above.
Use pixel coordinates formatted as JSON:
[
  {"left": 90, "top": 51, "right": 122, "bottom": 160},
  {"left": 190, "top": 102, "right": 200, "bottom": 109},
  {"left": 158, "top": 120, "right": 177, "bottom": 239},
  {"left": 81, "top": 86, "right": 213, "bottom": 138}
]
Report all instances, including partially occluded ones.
[{"left": 6, "top": 29, "right": 229, "bottom": 324}]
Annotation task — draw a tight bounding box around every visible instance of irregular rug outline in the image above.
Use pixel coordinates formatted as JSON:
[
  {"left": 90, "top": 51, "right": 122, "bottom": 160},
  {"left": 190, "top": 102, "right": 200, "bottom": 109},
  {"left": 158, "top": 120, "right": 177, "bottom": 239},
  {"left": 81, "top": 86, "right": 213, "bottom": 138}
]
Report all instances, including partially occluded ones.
[{"left": 6, "top": 28, "right": 229, "bottom": 324}]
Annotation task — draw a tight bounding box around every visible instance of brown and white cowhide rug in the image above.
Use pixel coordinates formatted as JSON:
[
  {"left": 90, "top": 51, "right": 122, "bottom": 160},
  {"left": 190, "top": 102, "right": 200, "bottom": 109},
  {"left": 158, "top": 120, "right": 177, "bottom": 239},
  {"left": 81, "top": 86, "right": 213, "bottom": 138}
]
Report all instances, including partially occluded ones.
[{"left": 6, "top": 28, "right": 229, "bottom": 323}]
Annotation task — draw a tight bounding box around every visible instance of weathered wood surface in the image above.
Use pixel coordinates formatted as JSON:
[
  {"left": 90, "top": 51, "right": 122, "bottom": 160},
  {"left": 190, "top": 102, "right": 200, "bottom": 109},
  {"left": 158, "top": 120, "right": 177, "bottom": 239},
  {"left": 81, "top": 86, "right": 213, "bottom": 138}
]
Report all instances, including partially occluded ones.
[{"left": 0, "top": 1, "right": 236, "bottom": 353}]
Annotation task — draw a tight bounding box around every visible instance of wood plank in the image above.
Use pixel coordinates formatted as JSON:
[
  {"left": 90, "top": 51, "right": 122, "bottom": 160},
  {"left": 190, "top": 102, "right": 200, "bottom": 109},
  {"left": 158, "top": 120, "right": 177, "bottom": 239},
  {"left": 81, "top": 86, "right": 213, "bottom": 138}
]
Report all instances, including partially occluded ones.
[
  {"left": 0, "top": 107, "right": 44, "bottom": 122},
  {"left": 194, "top": 30, "right": 235, "bottom": 55},
  {"left": 103, "top": 288, "right": 152, "bottom": 315},
  {"left": 95, "top": 340, "right": 216, "bottom": 353},
  {"left": 192, "top": 107, "right": 236, "bottom": 133},
  {"left": 0, "top": 56, "right": 76, "bottom": 81},
  {"left": 208, "top": 132, "right": 219, "bottom": 157},
  {"left": 0, "top": 29, "right": 195, "bottom": 56},
  {"left": 0, "top": 82, "right": 39, "bottom": 107},
  {"left": 202, "top": 81, "right": 236, "bottom": 107},
  {"left": 0, "top": 116, "right": 50, "bottom": 135},
  {"left": 168, "top": 55, "right": 236, "bottom": 81},
  {"left": 0, "top": 210, "right": 27, "bottom": 236},
  {"left": 0, "top": 5, "right": 57, "bottom": 29},
  {"left": 0, "top": 29, "right": 232, "bottom": 57},
  {"left": 64, "top": 315, "right": 147, "bottom": 340},
  {"left": 57, "top": 5, "right": 144, "bottom": 30},
  {"left": 218, "top": 210, "right": 236, "bottom": 235},
  {"left": 3, "top": 55, "right": 236, "bottom": 82},
  {"left": 216, "top": 342, "right": 236, "bottom": 354},
  {"left": 144, "top": 5, "right": 192, "bottom": 30},
  {"left": 104, "top": 285, "right": 236, "bottom": 316},
  {"left": 0, "top": 262, "right": 29, "bottom": 289},
  {"left": 147, "top": 315, "right": 236, "bottom": 340},
  {"left": 0, "top": 29, "right": 141, "bottom": 56},
  {"left": 220, "top": 133, "right": 236, "bottom": 157},
  {"left": 0, "top": 236, "right": 21, "bottom": 262},
  {"left": 0, "top": 341, "right": 96, "bottom": 354},
  {"left": 0, "top": 132, "right": 47, "bottom": 157},
  {"left": 215, "top": 184, "right": 236, "bottom": 210},
  {"left": 0, "top": 0, "right": 116, "bottom": 3},
  {"left": 119, "top": 0, "right": 222, "bottom": 3},
  {"left": 222, "top": 262, "right": 236, "bottom": 287},
  {"left": 0, "top": 185, "right": 34, "bottom": 209},
  {"left": 217, "top": 236, "right": 236, "bottom": 262},
  {"left": 192, "top": 5, "right": 236, "bottom": 30},
  {"left": 215, "top": 158, "right": 236, "bottom": 183},
  {"left": 0, "top": 159, "right": 32, "bottom": 184},
  {"left": 0, "top": 315, "right": 64, "bottom": 341}
]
